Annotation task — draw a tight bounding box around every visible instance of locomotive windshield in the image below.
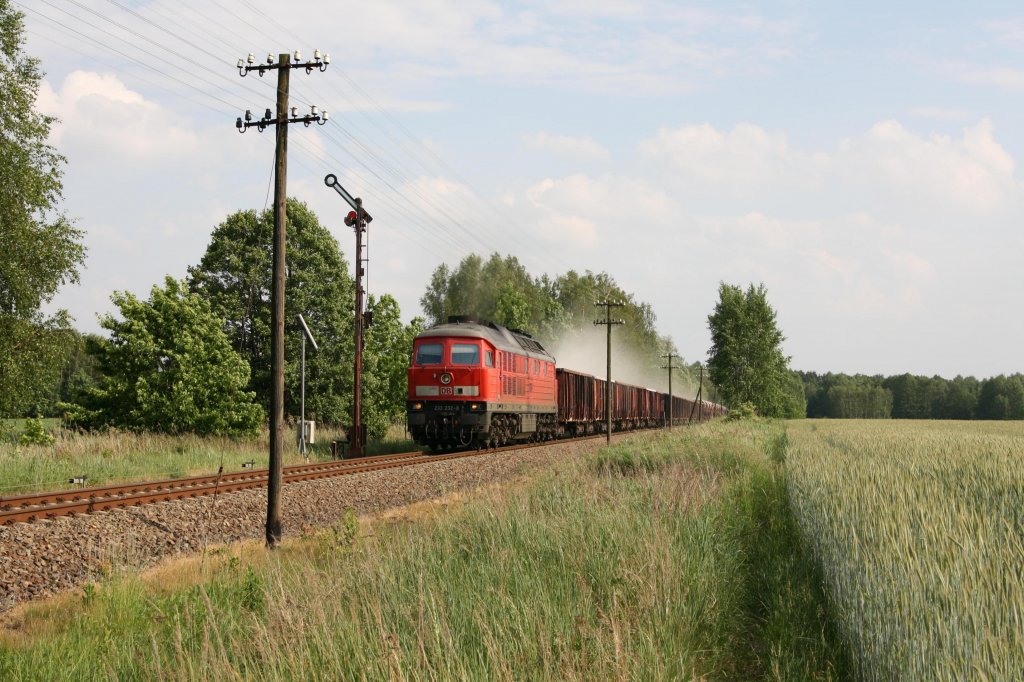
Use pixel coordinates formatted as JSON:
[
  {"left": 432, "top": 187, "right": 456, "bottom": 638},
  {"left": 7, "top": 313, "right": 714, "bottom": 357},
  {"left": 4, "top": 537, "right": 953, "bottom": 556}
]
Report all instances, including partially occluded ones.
[
  {"left": 415, "top": 343, "right": 443, "bottom": 365},
  {"left": 451, "top": 343, "right": 480, "bottom": 365}
]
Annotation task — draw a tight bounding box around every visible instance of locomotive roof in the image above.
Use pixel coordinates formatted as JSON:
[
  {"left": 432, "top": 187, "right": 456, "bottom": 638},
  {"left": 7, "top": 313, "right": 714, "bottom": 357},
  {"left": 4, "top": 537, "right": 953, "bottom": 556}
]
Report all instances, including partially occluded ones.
[{"left": 415, "top": 320, "right": 556, "bottom": 362}]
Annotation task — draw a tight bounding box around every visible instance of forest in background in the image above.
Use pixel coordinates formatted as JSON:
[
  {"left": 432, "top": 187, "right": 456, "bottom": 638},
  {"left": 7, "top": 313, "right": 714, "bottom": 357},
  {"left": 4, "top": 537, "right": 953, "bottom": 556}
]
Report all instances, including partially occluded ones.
[{"left": 799, "top": 372, "right": 1024, "bottom": 420}]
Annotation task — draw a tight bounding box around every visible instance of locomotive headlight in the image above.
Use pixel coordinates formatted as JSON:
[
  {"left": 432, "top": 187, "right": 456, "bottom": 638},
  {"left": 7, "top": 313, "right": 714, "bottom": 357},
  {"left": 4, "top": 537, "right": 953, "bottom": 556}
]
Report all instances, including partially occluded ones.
[
  {"left": 440, "top": 372, "right": 453, "bottom": 385},
  {"left": 410, "top": 402, "right": 423, "bottom": 411}
]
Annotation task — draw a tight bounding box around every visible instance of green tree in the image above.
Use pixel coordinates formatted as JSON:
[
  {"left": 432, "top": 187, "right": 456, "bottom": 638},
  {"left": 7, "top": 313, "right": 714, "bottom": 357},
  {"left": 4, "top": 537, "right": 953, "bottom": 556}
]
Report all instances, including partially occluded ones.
[
  {"left": 941, "top": 376, "right": 979, "bottom": 419},
  {"left": 825, "top": 384, "right": 893, "bottom": 418},
  {"left": 363, "top": 294, "right": 424, "bottom": 440},
  {"left": 494, "top": 284, "right": 530, "bottom": 330},
  {"left": 706, "top": 282, "right": 790, "bottom": 417},
  {"left": 63, "top": 277, "right": 263, "bottom": 436},
  {"left": 977, "top": 374, "right": 1024, "bottom": 420},
  {"left": 28, "top": 330, "right": 104, "bottom": 416},
  {"left": 188, "top": 199, "right": 355, "bottom": 425},
  {"left": 782, "top": 370, "right": 808, "bottom": 418},
  {"left": 420, "top": 253, "right": 551, "bottom": 333},
  {"left": 0, "top": 1, "right": 85, "bottom": 416}
]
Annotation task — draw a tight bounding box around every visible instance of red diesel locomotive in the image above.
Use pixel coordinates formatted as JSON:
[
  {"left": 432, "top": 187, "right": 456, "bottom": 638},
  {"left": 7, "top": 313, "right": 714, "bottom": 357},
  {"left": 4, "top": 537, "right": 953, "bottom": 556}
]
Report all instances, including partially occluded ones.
[
  {"left": 407, "top": 318, "right": 558, "bottom": 449},
  {"left": 407, "top": 318, "right": 725, "bottom": 450}
]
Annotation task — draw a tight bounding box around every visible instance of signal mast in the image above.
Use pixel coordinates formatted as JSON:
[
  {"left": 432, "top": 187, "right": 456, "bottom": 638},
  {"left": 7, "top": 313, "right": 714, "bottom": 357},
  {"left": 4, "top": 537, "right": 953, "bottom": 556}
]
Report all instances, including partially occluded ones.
[{"left": 324, "top": 174, "right": 372, "bottom": 456}]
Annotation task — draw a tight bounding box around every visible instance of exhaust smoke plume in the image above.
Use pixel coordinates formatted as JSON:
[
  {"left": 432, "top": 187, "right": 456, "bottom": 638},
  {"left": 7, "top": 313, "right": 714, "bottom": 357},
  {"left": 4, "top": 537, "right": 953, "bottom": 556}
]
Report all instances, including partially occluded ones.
[{"left": 546, "top": 327, "right": 701, "bottom": 400}]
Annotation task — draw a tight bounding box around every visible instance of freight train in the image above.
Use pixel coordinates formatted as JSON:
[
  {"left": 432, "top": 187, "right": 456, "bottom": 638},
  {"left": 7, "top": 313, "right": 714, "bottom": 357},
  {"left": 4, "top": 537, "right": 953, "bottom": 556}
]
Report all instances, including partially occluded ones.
[{"left": 406, "top": 318, "right": 725, "bottom": 450}]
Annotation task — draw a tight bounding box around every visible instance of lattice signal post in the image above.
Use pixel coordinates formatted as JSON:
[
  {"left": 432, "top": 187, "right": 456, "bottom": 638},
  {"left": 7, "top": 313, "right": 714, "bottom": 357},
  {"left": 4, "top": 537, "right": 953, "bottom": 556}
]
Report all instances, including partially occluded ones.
[{"left": 236, "top": 49, "right": 329, "bottom": 549}]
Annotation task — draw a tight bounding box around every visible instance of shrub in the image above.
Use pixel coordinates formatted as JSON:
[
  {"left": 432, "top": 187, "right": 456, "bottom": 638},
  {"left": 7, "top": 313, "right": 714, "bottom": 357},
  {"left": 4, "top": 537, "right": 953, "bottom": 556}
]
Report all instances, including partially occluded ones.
[{"left": 19, "top": 417, "right": 54, "bottom": 446}]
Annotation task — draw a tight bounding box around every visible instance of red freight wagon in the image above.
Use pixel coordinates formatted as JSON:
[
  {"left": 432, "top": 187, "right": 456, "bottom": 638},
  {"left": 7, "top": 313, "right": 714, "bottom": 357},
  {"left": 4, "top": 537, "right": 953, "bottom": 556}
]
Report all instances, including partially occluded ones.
[{"left": 555, "top": 368, "right": 606, "bottom": 435}]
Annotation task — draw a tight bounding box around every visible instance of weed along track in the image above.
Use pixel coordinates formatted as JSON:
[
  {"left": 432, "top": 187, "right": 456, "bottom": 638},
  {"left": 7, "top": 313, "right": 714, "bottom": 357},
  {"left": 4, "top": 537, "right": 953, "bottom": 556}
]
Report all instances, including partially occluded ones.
[{"left": 0, "top": 433, "right": 621, "bottom": 611}]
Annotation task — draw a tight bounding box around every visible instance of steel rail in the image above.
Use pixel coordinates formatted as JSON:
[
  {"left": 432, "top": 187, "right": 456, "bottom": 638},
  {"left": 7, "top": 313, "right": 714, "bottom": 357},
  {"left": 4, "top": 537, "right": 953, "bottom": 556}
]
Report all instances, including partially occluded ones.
[
  {"left": 0, "top": 433, "right": 615, "bottom": 526},
  {"left": 0, "top": 451, "right": 426, "bottom": 510}
]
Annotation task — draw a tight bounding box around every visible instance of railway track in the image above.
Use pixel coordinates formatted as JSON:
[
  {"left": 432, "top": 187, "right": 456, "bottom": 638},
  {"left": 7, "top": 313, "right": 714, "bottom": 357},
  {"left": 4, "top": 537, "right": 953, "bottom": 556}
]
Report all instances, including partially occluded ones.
[{"left": 0, "top": 436, "right": 602, "bottom": 527}]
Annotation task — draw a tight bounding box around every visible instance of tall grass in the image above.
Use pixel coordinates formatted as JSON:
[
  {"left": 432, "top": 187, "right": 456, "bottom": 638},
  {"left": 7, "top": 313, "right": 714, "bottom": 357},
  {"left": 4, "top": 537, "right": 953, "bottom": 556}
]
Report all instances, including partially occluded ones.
[
  {"left": 786, "top": 420, "right": 1024, "bottom": 680},
  {"left": 0, "top": 422, "right": 844, "bottom": 680},
  {"left": 0, "top": 423, "right": 415, "bottom": 495}
]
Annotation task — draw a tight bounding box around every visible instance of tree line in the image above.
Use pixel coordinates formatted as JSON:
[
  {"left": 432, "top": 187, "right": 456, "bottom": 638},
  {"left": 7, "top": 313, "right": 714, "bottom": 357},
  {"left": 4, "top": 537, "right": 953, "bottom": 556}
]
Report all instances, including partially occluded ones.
[{"left": 800, "top": 372, "right": 1024, "bottom": 420}]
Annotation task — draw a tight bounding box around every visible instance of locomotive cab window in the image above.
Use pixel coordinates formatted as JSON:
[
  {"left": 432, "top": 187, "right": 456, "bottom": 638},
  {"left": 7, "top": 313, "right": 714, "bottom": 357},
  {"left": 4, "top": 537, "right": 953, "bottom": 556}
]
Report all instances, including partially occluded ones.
[
  {"left": 452, "top": 343, "right": 481, "bottom": 366},
  {"left": 415, "top": 343, "right": 443, "bottom": 365},
  {"left": 485, "top": 350, "right": 494, "bottom": 367}
]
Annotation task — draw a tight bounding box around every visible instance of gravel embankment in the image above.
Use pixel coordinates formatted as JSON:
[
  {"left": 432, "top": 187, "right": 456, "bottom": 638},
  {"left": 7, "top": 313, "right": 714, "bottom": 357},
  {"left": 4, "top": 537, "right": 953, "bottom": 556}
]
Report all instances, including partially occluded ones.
[{"left": 0, "top": 436, "right": 622, "bottom": 611}]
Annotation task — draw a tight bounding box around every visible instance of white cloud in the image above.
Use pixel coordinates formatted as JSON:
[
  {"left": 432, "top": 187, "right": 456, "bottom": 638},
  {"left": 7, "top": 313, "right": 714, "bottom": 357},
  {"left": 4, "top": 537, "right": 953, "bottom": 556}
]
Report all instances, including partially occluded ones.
[
  {"left": 882, "top": 249, "right": 934, "bottom": 279},
  {"left": 525, "top": 173, "right": 678, "bottom": 227},
  {"left": 948, "top": 64, "right": 1024, "bottom": 90},
  {"left": 640, "top": 118, "right": 1019, "bottom": 218},
  {"left": 804, "top": 248, "right": 853, "bottom": 277},
  {"left": 909, "top": 106, "right": 974, "bottom": 122},
  {"left": 638, "top": 123, "right": 827, "bottom": 195},
  {"left": 981, "top": 18, "right": 1024, "bottom": 47},
  {"left": 847, "top": 118, "right": 1015, "bottom": 213},
  {"left": 275, "top": 0, "right": 803, "bottom": 95},
  {"left": 521, "top": 133, "right": 610, "bottom": 162},
  {"left": 40, "top": 71, "right": 200, "bottom": 159}
]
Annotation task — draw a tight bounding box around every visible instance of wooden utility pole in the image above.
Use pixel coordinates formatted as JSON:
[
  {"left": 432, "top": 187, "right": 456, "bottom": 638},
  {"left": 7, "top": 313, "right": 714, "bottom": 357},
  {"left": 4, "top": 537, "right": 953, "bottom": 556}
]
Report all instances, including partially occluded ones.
[
  {"left": 661, "top": 352, "right": 679, "bottom": 430},
  {"left": 594, "top": 301, "right": 625, "bottom": 444},
  {"left": 688, "top": 364, "right": 705, "bottom": 425},
  {"left": 236, "top": 49, "right": 329, "bottom": 548},
  {"left": 267, "top": 56, "right": 289, "bottom": 546}
]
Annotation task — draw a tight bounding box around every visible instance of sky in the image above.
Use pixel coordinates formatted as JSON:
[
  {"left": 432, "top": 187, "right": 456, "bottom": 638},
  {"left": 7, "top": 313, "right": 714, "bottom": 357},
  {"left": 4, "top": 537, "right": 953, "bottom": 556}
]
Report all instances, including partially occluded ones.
[{"left": 18, "top": 0, "right": 1024, "bottom": 379}]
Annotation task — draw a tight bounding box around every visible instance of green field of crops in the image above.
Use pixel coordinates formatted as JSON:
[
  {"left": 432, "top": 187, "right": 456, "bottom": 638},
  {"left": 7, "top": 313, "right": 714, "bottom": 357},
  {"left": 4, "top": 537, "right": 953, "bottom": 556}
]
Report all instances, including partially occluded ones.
[{"left": 785, "top": 420, "right": 1024, "bottom": 680}]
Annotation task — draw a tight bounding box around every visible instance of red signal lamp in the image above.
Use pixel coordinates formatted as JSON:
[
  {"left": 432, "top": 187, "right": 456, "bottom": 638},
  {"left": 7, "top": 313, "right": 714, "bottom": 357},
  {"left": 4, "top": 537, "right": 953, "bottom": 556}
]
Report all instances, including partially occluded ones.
[{"left": 344, "top": 210, "right": 358, "bottom": 227}]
